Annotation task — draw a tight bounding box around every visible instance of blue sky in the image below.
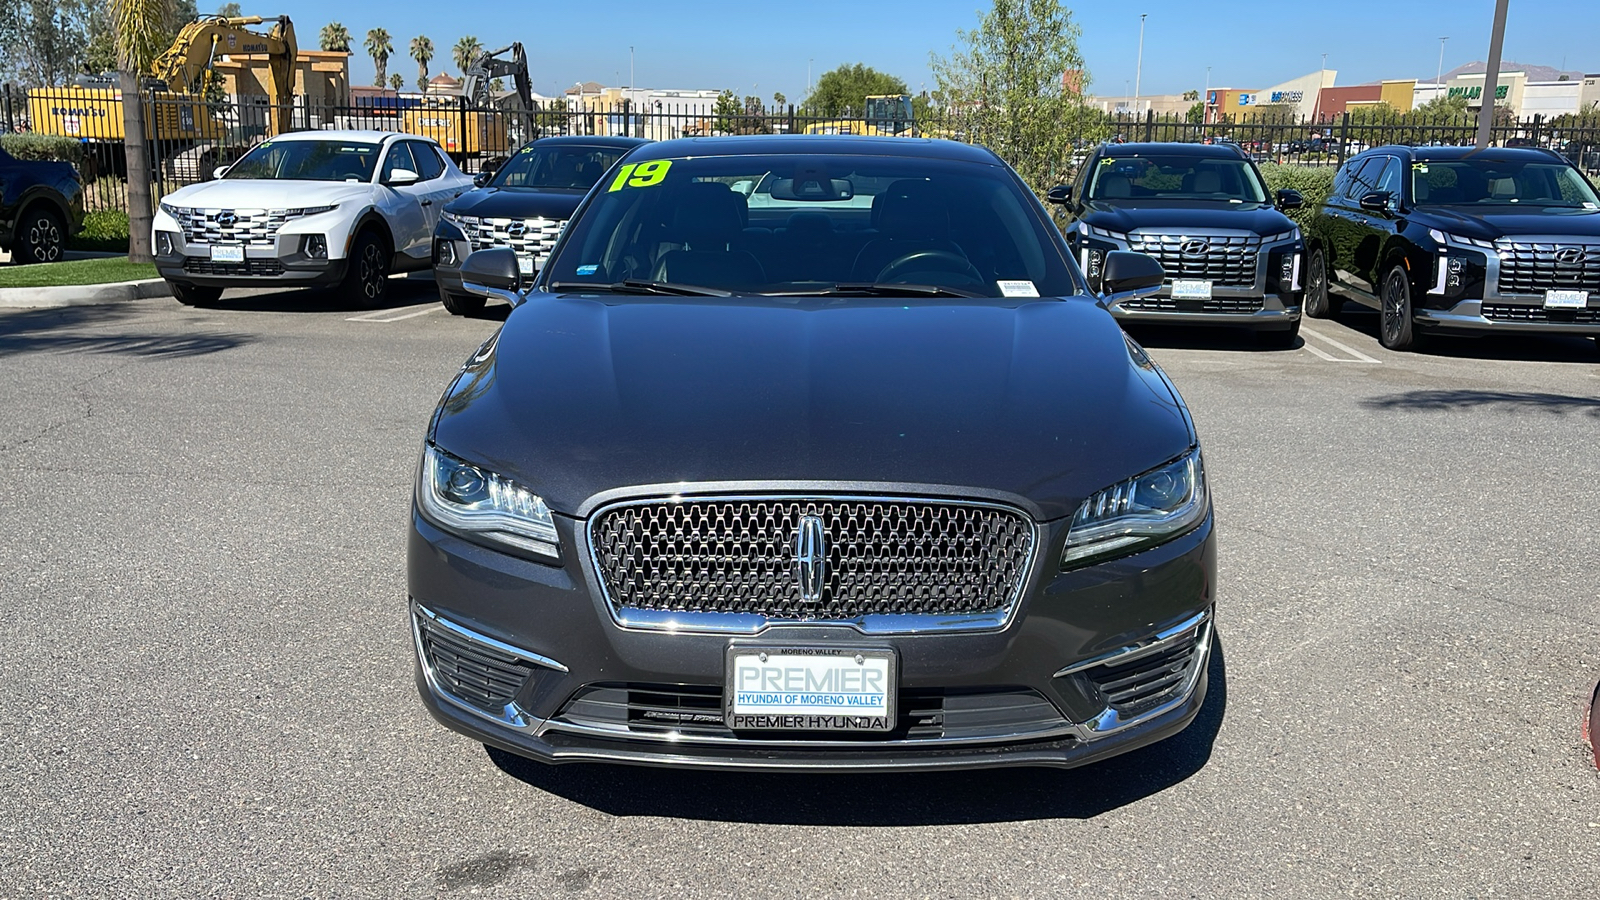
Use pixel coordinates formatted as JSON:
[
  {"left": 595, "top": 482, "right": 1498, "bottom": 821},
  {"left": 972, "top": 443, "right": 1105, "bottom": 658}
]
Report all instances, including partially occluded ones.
[{"left": 265, "top": 0, "right": 1598, "bottom": 101}]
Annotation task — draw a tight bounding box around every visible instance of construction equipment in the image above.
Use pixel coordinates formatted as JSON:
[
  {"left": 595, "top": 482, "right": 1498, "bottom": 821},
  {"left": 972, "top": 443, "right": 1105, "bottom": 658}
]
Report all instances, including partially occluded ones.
[
  {"left": 803, "top": 93, "right": 915, "bottom": 137},
  {"left": 397, "top": 43, "right": 528, "bottom": 161},
  {"left": 460, "top": 43, "right": 532, "bottom": 111}
]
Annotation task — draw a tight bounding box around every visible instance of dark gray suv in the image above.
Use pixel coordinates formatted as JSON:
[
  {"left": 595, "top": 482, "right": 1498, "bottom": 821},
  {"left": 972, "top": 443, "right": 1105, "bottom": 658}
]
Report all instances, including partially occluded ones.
[{"left": 409, "top": 136, "right": 1215, "bottom": 771}]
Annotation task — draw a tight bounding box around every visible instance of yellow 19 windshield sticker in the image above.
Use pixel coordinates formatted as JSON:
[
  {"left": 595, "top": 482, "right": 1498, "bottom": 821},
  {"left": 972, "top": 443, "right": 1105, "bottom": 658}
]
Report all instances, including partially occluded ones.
[{"left": 608, "top": 160, "right": 673, "bottom": 191}]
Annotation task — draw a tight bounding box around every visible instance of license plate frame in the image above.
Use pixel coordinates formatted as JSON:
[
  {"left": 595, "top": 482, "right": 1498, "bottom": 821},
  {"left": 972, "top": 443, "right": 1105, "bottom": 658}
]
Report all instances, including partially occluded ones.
[
  {"left": 1170, "top": 279, "right": 1213, "bottom": 300},
  {"left": 723, "top": 646, "right": 896, "bottom": 732},
  {"left": 1543, "top": 289, "right": 1589, "bottom": 309},
  {"left": 209, "top": 244, "right": 245, "bottom": 264}
]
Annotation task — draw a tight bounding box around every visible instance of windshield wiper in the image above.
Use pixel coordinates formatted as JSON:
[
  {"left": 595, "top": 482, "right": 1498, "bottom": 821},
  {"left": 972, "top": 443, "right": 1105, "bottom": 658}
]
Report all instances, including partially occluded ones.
[
  {"left": 546, "top": 280, "right": 732, "bottom": 297},
  {"left": 774, "top": 281, "right": 985, "bottom": 299}
]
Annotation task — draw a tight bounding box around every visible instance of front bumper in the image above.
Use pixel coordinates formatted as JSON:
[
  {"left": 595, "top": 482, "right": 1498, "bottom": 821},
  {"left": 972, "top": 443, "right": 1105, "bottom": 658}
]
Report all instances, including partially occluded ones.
[
  {"left": 155, "top": 236, "right": 347, "bottom": 288},
  {"left": 1079, "top": 232, "right": 1303, "bottom": 331},
  {"left": 1415, "top": 298, "right": 1600, "bottom": 335},
  {"left": 407, "top": 507, "right": 1216, "bottom": 771}
]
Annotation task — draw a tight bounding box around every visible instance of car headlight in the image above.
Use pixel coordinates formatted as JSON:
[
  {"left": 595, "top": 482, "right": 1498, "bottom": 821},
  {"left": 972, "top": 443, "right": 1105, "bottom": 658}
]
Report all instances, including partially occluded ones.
[
  {"left": 441, "top": 210, "right": 463, "bottom": 225},
  {"left": 158, "top": 202, "right": 183, "bottom": 218},
  {"left": 285, "top": 204, "right": 339, "bottom": 216},
  {"left": 1264, "top": 228, "right": 1301, "bottom": 244},
  {"left": 1061, "top": 447, "right": 1208, "bottom": 570},
  {"left": 1428, "top": 228, "right": 1496, "bottom": 250},
  {"left": 417, "top": 444, "right": 559, "bottom": 559}
]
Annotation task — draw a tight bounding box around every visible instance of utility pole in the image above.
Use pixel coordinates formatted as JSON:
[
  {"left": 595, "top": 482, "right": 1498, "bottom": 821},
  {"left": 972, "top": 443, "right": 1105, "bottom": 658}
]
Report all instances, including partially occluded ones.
[
  {"left": 629, "top": 46, "right": 634, "bottom": 89},
  {"left": 1203, "top": 66, "right": 1210, "bottom": 125},
  {"left": 1475, "top": 0, "right": 1508, "bottom": 150},
  {"left": 1436, "top": 36, "right": 1449, "bottom": 102},
  {"left": 1133, "top": 14, "right": 1147, "bottom": 114}
]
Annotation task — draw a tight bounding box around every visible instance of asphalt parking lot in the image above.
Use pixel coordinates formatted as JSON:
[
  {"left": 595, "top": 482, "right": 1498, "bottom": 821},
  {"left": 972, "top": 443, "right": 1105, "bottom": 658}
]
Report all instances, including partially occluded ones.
[{"left": 2, "top": 278, "right": 1598, "bottom": 897}]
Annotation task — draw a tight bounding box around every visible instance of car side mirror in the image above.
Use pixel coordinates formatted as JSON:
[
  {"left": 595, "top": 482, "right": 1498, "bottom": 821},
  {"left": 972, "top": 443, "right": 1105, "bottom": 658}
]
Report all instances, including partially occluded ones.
[
  {"left": 212, "top": 165, "right": 230, "bottom": 180},
  {"left": 1046, "top": 184, "right": 1072, "bottom": 205},
  {"left": 1359, "top": 191, "right": 1393, "bottom": 213},
  {"left": 459, "top": 248, "right": 527, "bottom": 307},
  {"left": 472, "top": 171, "right": 492, "bottom": 188},
  {"left": 386, "top": 168, "right": 421, "bottom": 187},
  {"left": 1100, "top": 251, "right": 1166, "bottom": 303},
  {"left": 1276, "top": 189, "right": 1304, "bottom": 211}
]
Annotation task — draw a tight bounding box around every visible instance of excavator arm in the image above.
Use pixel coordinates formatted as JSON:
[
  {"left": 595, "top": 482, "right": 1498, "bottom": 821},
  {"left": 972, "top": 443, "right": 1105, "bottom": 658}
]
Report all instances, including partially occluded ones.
[
  {"left": 149, "top": 15, "right": 297, "bottom": 135},
  {"left": 461, "top": 43, "right": 531, "bottom": 110}
]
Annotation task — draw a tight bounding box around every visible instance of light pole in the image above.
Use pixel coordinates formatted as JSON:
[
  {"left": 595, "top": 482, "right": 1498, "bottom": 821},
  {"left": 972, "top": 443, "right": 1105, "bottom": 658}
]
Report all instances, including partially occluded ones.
[
  {"left": 1203, "top": 65, "right": 1210, "bottom": 125},
  {"left": 1133, "top": 13, "right": 1147, "bottom": 114},
  {"left": 1435, "top": 36, "right": 1449, "bottom": 102},
  {"left": 629, "top": 46, "right": 635, "bottom": 90},
  {"left": 1475, "top": 0, "right": 1509, "bottom": 149}
]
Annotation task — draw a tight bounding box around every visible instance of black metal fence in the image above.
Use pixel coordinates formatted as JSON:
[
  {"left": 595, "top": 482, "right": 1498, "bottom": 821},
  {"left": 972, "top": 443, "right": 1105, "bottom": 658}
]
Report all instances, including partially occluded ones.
[{"left": 7, "top": 84, "right": 1600, "bottom": 215}]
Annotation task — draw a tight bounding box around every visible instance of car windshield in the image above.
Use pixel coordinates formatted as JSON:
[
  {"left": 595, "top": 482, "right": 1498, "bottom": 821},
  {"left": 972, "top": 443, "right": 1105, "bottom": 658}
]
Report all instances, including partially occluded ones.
[
  {"left": 543, "top": 153, "right": 1080, "bottom": 298},
  {"left": 1088, "top": 154, "right": 1268, "bottom": 203},
  {"left": 224, "top": 140, "right": 381, "bottom": 182},
  {"left": 1412, "top": 159, "right": 1600, "bottom": 208},
  {"left": 492, "top": 145, "right": 631, "bottom": 190}
]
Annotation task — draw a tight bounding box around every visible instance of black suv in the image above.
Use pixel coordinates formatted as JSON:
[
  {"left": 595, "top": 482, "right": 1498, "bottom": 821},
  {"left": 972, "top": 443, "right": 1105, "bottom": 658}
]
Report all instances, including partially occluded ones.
[
  {"left": 1303, "top": 145, "right": 1600, "bottom": 351},
  {"left": 1059, "top": 142, "right": 1306, "bottom": 346},
  {"left": 0, "top": 146, "right": 85, "bottom": 265},
  {"left": 433, "top": 136, "right": 647, "bottom": 314}
]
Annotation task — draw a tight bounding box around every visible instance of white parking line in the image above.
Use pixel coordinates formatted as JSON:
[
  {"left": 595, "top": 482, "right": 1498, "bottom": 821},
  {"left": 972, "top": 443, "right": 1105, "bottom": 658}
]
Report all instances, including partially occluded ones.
[
  {"left": 1300, "top": 341, "right": 1343, "bottom": 362},
  {"left": 345, "top": 306, "right": 441, "bottom": 323},
  {"left": 1300, "top": 325, "right": 1382, "bottom": 363}
]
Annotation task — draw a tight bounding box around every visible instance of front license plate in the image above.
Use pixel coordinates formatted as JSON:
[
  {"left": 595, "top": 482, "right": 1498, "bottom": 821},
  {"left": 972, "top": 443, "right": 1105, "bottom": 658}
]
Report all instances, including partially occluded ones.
[
  {"left": 725, "top": 647, "right": 896, "bottom": 732},
  {"left": 1544, "top": 289, "right": 1589, "bottom": 309},
  {"left": 517, "top": 256, "right": 535, "bottom": 275},
  {"left": 1170, "top": 279, "right": 1213, "bottom": 300},
  {"left": 209, "top": 244, "right": 244, "bottom": 263}
]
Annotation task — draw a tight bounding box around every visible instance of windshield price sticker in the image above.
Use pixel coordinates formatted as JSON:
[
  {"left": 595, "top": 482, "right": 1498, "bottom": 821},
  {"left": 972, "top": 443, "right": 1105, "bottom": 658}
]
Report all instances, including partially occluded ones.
[
  {"left": 725, "top": 648, "right": 895, "bottom": 732},
  {"left": 998, "top": 280, "right": 1040, "bottom": 297},
  {"left": 608, "top": 160, "right": 673, "bottom": 192}
]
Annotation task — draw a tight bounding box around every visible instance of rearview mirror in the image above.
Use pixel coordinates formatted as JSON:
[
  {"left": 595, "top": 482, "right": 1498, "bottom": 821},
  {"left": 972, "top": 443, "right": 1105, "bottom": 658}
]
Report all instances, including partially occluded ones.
[
  {"left": 1100, "top": 251, "right": 1166, "bottom": 304},
  {"left": 1358, "top": 191, "right": 1393, "bottom": 213},
  {"left": 1275, "top": 189, "right": 1304, "bottom": 211},
  {"left": 460, "top": 248, "right": 527, "bottom": 307},
  {"left": 387, "top": 168, "right": 420, "bottom": 187},
  {"left": 1046, "top": 184, "right": 1072, "bottom": 205}
]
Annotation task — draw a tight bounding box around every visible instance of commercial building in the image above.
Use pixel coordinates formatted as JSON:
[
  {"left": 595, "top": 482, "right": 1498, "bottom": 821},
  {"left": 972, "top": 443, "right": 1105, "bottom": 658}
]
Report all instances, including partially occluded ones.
[{"left": 1203, "top": 71, "right": 1336, "bottom": 122}]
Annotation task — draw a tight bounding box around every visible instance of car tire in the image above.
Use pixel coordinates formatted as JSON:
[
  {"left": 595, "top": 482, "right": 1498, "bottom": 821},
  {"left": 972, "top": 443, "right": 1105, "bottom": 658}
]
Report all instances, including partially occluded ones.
[
  {"left": 169, "top": 281, "right": 223, "bottom": 307},
  {"left": 1303, "top": 249, "right": 1339, "bottom": 319},
  {"left": 1379, "top": 265, "right": 1424, "bottom": 351},
  {"left": 438, "top": 284, "right": 485, "bottom": 316},
  {"left": 1255, "top": 318, "right": 1301, "bottom": 349},
  {"left": 340, "top": 229, "right": 391, "bottom": 309},
  {"left": 17, "top": 206, "right": 66, "bottom": 265}
]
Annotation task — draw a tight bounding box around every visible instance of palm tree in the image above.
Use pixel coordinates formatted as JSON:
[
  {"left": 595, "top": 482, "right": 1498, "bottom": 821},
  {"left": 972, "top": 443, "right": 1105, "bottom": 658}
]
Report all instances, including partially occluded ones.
[
  {"left": 319, "top": 22, "right": 350, "bottom": 52},
  {"left": 409, "top": 35, "right": 433, "bottom": 94},
  {"left": 113, "top": 0, "right": 169, "bottom": 263},
  {"left": 773, "top": 91, "right": 786, "bottom": 107},
  {"left": 389, "top": 72, "right": 404, "bottom": 92},
  {"left": 364, "top": 28, "right": 392, "bottom": 88},
  {"left": 452, "top": 36, "right": 482, "bottom": 77}
]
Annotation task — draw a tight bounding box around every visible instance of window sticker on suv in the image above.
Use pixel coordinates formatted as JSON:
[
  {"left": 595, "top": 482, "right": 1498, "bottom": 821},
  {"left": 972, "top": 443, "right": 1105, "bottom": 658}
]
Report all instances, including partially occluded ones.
[{"left": 607, "top": 160, "right": 673, "bottom": 192}]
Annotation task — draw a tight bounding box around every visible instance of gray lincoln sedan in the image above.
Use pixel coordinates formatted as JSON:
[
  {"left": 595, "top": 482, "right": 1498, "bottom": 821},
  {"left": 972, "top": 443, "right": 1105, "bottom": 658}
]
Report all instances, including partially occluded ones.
[{"left": 408, "top": 135, "right": 1216, "bottom": 771}]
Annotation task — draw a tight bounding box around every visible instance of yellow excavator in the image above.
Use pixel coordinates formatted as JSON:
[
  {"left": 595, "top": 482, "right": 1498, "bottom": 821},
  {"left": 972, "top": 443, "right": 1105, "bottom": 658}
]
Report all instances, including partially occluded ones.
[
  {"left": 27, "top": 15, "right": 297, "bottom": 142},
  {"left": 802, "top": 94, "right": 915, "bottom": 136}
]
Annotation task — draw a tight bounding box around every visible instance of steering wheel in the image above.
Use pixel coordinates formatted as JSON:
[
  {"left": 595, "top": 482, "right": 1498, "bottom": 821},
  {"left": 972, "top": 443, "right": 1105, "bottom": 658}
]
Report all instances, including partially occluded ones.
[{"left": 875, "top": 250, "right": 985, "bottom": 286}]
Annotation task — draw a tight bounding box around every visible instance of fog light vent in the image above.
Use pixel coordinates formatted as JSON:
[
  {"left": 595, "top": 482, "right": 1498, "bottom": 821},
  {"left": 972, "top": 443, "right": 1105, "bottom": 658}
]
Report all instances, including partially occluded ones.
[{"left": 303, "top": 234, "right": 328, "bottom": 259}]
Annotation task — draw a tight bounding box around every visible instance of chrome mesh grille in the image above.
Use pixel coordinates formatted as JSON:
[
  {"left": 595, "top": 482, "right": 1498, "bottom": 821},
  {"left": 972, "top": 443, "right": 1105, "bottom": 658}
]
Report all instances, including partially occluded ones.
[
  {"left": 589, "top": 498, "right": 1034, "bottom": 619},
  {"left": 1128, "top": 233, "right": 1261, "bottom": 286},
  {"left": 169, "top": 207, "right": 310, "bottom": 246},
  {"left": 456, "top": 215, "right": 565, "bottom": 263},
  {"left": 1494, "top": 240, "right": 1600, "bottom": 294}
]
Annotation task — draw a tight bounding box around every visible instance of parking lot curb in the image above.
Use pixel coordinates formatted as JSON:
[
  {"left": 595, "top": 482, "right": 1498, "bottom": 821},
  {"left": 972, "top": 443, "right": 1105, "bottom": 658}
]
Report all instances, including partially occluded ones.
[{"left": 0, "top": 278, "right": 172, "bottom": 309}]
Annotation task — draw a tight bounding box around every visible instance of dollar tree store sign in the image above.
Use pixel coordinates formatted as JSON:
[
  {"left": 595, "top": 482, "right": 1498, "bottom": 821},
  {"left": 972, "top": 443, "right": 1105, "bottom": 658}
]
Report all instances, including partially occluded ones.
[{"left": 1447, "top": 85, "right": 1510, "bottom": 101}]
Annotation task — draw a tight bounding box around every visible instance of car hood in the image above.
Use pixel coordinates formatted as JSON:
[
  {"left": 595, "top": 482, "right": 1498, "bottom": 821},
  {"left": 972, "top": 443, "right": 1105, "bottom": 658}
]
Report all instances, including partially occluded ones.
[
  {"left": 1411, "top": 205, "right": 1600, "bottom": 241},
  {"left": 162, "top": 179, "right": 374, "bottom": 208},
  {"left": 1082, "top": 201, "right": 1295, "bottom": 235},
  {"left": 431, "top": 295, "right": 1194, "bottom": 521},
  {"left": 444, "top": 187, "right": 587, "bottom": 220}
]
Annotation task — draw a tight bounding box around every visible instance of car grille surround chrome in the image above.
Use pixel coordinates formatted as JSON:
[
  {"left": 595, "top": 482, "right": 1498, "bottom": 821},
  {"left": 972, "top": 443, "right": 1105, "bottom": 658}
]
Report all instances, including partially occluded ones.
[
  {"left": 1128, "top": 231, "right": 1262, "bottom": 287},
  {"left": 1493, "top": 239, "right": 1600, "bottom": 295},
  {"left": 454, "top": 215, "right": 565, "bottom": 261},
  {"left": 587, "top": 494, "right": 1037, "bottom": 629},
  {"left": 169, "top": 206, "right": 310, "bottom": 247}
]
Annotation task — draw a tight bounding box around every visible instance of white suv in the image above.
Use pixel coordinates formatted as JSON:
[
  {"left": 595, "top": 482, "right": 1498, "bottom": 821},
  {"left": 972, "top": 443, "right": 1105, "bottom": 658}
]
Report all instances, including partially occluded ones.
[{"left": 152, "top": 131, "right": 473, "bottom": 307}]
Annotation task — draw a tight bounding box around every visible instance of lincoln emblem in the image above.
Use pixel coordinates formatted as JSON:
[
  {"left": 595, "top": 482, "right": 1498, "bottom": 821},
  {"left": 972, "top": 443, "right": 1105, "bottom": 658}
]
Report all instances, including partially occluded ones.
[{"left": 795, "top": 514, "right": 826, "bottom": 603}]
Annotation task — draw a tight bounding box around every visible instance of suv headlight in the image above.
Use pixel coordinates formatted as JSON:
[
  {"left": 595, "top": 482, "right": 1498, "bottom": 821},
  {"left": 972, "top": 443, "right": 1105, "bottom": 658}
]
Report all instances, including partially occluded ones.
[
  {"left": 1061, "top": 447, "right": 1208, "bottom": 570},
  {"left": 417, "top": 444, "right": 559, "bottom": 559},
  {"left": 1428, "top": 228, "right": 1496, "bottom": 251}
]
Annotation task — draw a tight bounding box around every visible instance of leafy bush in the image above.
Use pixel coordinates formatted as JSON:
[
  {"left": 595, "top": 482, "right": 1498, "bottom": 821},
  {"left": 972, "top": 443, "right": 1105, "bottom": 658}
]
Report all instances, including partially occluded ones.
[
  {"left": 1258, "top": 163, "right": 1335, "bottom": 225},
  {"left": 0, "top": 134, "right": 84, "bottom": 165},
  {"left": 70, "top": 210, "right": 131, "bottom": 252}
]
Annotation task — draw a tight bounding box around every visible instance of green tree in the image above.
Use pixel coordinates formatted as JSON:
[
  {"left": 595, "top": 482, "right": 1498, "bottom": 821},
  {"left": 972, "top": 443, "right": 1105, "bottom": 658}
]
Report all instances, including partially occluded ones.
[
  {"left": 1185, "top": 101, "right": 1204, "bottom": 124},
  {"left": 772, "top": 91, "right": 786, "bottom": 107},
  {"left": 452, "top": 35, "right": 481, "bottom": 76},
  {"left": 804, "top": 63, "right": 907, "bottom": 116},
  {"left": 1182, "top": 89, "right": 1199, "bottom": 102},
  {"left": 217, "top": 2, "right": 241, "bottom": 15},
  {"left": 364, "top": 27, "right": 392, "bottom": 88},
  {"left": 318, "top": 21, "right": 349, "bottom": 52},
  {"left": 713, "top": 89, "right": 742, "bottom": 133},
  {"left": 931, "top": 0, "right": 1093, "bottom": 195},
  {"left": 409, "top": 34, "right": 433, "bottom": 92},
  {"left": 113, "top": 0, "right": 171, "bottom": 263},
  {"left": 0, "top": 0, "right": 92, "bottom": 86},
  {"left": 389, "top": 71, "right": 403, "bottom": 91}
]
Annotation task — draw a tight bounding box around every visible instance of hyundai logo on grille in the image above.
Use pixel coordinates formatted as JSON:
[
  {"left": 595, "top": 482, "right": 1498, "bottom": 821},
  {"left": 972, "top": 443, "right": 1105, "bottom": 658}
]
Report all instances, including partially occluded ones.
[
  {"left": 507, "top": 221, "right": 528, "bottom": 237},
  {"left": 794, "top": 514, "right": 826, "bottom": 604},
  {"left": 216, "top": 212, "right": 238, "bottom": 227},
  {"left": 1180, "top": 239, "right": 1209, "bottom": 256},
  {"left": 1555, "top": 247, "right": 1586, "bottom": 265}
]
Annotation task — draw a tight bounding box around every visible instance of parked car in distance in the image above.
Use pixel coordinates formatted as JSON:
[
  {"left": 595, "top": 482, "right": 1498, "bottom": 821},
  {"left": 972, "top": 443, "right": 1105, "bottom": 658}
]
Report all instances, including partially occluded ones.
[
  {"left": 432, "top": 135, "right": 647, "bottom": 315},
  {"left": 1059, "top": 141, "right": 1306, "bottom": 346},
  {"left": 1302, "top": 145, "right": 1600, "bottom": 351},
  {"left": 0, "top": 146, "right": 84, "bottom": 265},
  {"left": 151, "top": 130, "right": 473, "bottom": 307},
  {"left": 410, "top": 135, "right": 1215, "bottom": 772}
]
